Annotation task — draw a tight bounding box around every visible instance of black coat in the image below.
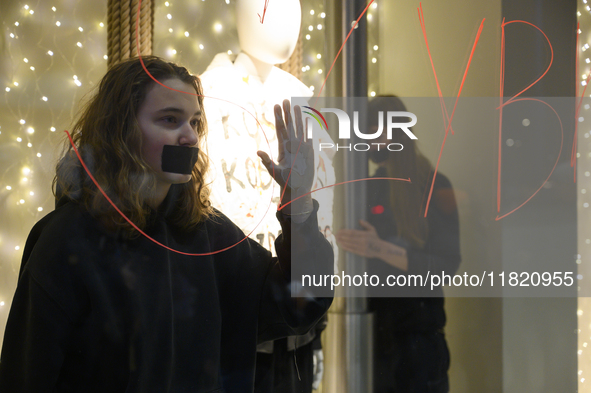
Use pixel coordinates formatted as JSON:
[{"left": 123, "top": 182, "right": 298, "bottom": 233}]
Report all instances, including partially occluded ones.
[{"left": 0, "top": 186, "right": 333, "bottom": 393}]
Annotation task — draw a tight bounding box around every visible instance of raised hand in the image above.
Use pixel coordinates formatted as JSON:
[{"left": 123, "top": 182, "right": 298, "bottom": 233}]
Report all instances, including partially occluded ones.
[{"left": 258, "top": 99, "right": 315, "bottom": 222}]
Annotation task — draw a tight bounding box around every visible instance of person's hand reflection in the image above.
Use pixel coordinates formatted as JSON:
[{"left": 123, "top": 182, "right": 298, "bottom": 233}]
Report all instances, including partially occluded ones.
[{"left": 336, "top": 220, "right": 409, "bottom": 271}]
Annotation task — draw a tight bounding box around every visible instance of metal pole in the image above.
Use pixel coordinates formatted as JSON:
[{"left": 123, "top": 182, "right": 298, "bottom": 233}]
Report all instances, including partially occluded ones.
[{"left": 342, "top": 1, "right": 372, "bottom": 392}]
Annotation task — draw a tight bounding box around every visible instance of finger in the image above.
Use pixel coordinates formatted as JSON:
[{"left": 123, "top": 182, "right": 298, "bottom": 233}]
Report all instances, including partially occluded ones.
[
  {"left": 257, "top": 151, "right": 282, "bottom": 186},
  {"left": 359, "top": 219, "right": 377, "bottom": 232},
  {"left": 294, "top": 105, "right": 304, "bottom": 142},
  {"left": 336, "top": 229, "right": 364, "bottom": 238},
  {"left": 274, "top": 105, "right": 288, "bottom": 162},
  {"left": 275, "top": 104, "right": 288, "bottom": 142},
  {"left": 283, "top": 99, "right": 295, "bottom": 139}
]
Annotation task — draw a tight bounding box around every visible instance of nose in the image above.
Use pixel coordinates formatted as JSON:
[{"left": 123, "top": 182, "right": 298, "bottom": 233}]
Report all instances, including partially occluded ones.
[{"left": 179, "top": 121, "right": 198, "bottom": 147}]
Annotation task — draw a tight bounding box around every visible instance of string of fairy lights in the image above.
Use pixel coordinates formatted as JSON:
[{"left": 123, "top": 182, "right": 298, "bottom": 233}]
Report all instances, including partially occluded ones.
[
  {"left": 578, "top": 0, "right": 591, "bottom": 391},
  {"left": 0, "top": 1, "right": 108, "bottom": 344}
]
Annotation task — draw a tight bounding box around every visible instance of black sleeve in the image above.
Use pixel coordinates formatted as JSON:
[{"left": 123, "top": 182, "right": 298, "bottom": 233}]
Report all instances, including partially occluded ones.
[
  {"left": 0, "top": 207, "right": 90, "bottom": 393},
  {"left": 0, "top": 271, "right": 74, "bottom": 392},
  {"left": 406, "top": 175, "right": 461, "bottom": 277},
  {"left": 257, "top": 200, "right": 334, "bottom": 344},
  {"left": 0, "top": 210, "right": 81, "bottom": 392}
]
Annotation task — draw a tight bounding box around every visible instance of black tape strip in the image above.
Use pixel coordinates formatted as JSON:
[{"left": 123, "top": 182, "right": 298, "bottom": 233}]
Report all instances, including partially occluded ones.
[{"left": 161, "top": 145, "right": 199, "bottom": 175}]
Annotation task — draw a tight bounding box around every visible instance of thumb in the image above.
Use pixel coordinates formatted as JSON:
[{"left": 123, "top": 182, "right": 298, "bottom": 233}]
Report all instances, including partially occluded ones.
[
  {"left": 257, "top": 151, "right": 278, "bottom": 180},
  {"left": 359, "top": 219, "right": 376, "bottom": 232}
]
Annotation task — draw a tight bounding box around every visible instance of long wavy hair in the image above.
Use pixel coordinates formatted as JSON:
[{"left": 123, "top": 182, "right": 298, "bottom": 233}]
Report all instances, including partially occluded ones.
[
  {"left": 369, "top": 96, "right": 433, "bottom": 248},
  {"left": 53, "top": 56, "right": 213, "bottom": 235}
]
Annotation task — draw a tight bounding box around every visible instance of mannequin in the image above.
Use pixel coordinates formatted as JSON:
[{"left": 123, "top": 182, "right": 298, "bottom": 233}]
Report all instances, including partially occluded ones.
[{"left": 199, "top": 0, "right": 335, "bottom": 391}]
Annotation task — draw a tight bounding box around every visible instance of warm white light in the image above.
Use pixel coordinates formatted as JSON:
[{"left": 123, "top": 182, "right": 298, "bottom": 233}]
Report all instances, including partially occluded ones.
[
  {"left": 27, "top": 127, "right": 34, "bottom": 134},
  {"left": 184, "top": 31, "right": 189, "bottom": 37},
  {"left": 0, "top": 302, "right": 4, "bottom": 307},
  {"left": 320, "top": 12, "right": 326, "bottom": 18},
  {"left": 302, "top": 67, "right": 307, "bottom": 72},
  {"left": 16, "top": 137, "right": 22, "bottom": 142},
  {"left": 74, "top": 80, "right": 82, "bottom": 87},
  {"left": 5, "top": 87, "right": 10, "bottom": 92},
  {"left": 167, "top": 14, "right": 172, "bottom": 19},
  {"left": 73, "top": 75, "right": 78, "bottom": 80},
  {"left": 318, "top": 69, "right": 323, "bottom": 74},
  {"left": 308, "top": 25, "right": 313, "bottom": 31},
  {"left": 48, "top": 50, "right": 53, "bottom": 56},
  {"left": 310, "top": 85, "right": 315, "bottom": 91},
  {"left": 317, "top": 24, "right": 323, "bottom": 30},
  {"left": 103, "top": 55, "right": 108, "bottom": 60},
  {"left": 30, "top": 66, "right": 35, "bottom": 71},
  {"left": 214, "top": 23, "right": 222, "bottom": 32},
  {"left": 165, "top": 1, "right": 169, "bottom": 5},
  {"left": 78, "top": 27, "right": 83, "bottom": 32},
  {"left": 306, "top": 34, "right": 311, "bottom": 40},
  {"left": 76, "top": 42, "right": 82, "bottom": 48},
  {"left": 15, "top": 22, "right": 19, "bottom": 26},
  {"left": 227, "top": 50, "right": 232, "bottom": 55},
  {"left": 169, "top": 28, "right": 173, "bottom": 33},
  {"left": 22, "top": 167, "right": 31, "bottom": 175},
  {"left": 370, "top": 91, "right": 376, "bottom": 97},
  {"left": 5, "top": 186, "right": 11, "bottom": 190},
  {"left": 24, "top": 5, "right": 29, "bottom": 9},
  {"left": 9, "top": 33, "right": 14, "bottom": 38},
  {"left": 50, "top": 127, "right": 56, "bottom": 132},
  {"left": 19, "top": 119, "right": 25, "bottom": 124},
  {"left": 579, "top": 309, "right": 584, "bottom": 316},
  {"left": 368, "top": 14, "right": 372, "bottom": 21},
  {"left": 23, "top": 58, "right": 28, "bottom": 63},
  {"left": 15, "top": 246, "right": 20, "bottom": 251},
  {"left": 372, "top": 58, "right": 377, "bottom": 63},
  {"left": 27, "top": 143, "right": 32, "bottom": 147},
  {"left": 199, "top": 44, "right": 204, "bottom": 50},
  {"left": 36, "top": 153, "right": 41, "bottom": 157},
  {"left": 317, "top": 54, "right": 322, "bottom": 59},
  {"left": 372, "top": 2, "right": 378, "bottom": 8},
  {"left": 52, "top": 6, "right": 56, "bottom": 11},
  {"left": 19, "top": 199, "right": 25, "bottom": 204},
  {"left": 56, "top": 21, "right": 61, "bottom": 26},
  {"left": 29, "top": 191, "right": 34, "bottom": 196},
  {"left": 42, "top": 96, "right": 47, "bottom": 101},
  {"left": 14, "top": 82, "right": 18, "bottom": 86},
  {"left": 29, "top": 10, "right": 34, "bottom": 14},
  {"left": 99, "top": 22, "right": 104, "bottom": 27},
  {"left": 37, "top": 207, "right": 43, "bottom": 212},
  {"left": 310, "top": 10, "right": 315, "bottom": 15},
  {"left": 168, "top": 48, "right": 177, "bottom": 56},
  {"left": 374, "top": 45, "right": 378, "bottom": 50}
]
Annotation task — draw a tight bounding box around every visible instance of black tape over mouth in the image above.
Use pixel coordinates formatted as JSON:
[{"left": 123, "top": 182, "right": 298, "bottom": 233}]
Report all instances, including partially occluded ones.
[{"left": 161, "top": 145, "right": 200, "bottom": 175}]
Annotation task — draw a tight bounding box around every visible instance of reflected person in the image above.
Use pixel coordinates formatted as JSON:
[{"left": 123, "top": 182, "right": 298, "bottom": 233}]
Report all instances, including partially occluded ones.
[{"left": 335, "top": 96, "right": 461, "bottom": 393}]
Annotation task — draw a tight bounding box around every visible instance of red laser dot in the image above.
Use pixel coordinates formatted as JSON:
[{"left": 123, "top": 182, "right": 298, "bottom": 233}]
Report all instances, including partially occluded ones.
[{"left": 371, "top": 205, "right": 384, "bottom": 215}]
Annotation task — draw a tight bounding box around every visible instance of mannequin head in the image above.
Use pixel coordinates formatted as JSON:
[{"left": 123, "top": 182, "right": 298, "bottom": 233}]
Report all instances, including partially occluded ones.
[{"left": 236, "top": 0, "right": 301, "bottom": 65}]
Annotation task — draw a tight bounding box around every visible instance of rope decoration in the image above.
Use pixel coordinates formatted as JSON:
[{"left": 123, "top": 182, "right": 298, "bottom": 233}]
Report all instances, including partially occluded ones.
[{"left": 107, "top": 0, "right": 154, "bottom": 69}]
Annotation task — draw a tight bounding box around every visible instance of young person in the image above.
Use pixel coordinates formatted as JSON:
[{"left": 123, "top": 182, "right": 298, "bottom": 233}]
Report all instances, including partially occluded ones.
[{"left": 0, "top": 56, "right": 333, "bottom": 393}]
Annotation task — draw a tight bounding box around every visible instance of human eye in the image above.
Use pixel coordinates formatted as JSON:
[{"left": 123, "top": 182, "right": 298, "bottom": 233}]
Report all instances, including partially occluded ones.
[
  {"left": 161, "top": 116, "right": 177, "bottom": 124},
  {"left": 190, "top": 118, "right": 200, "bottom": 128}
]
